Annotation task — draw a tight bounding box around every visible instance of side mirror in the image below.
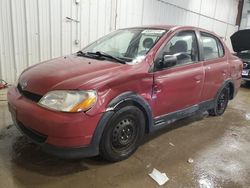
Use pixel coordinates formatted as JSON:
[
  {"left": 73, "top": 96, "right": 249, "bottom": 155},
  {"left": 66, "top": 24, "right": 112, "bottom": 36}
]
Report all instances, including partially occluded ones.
[
  {"left": 163, "top": 55, "right": 177, "bottom": 68},
  {"left": 156, "top": 55, "right": 177, "bottom": 70}
]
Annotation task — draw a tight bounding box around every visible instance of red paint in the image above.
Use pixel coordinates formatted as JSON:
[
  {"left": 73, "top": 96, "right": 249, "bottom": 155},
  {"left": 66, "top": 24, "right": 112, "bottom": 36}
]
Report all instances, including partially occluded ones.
[
  {"left": 0, "top": 80, "right": 7, "bottom": 89},
  {"left": 0, "top": 84, "right": 6, "bottom": 89},
  {"left": 7, "top": 25, "right": 242, "bottom": 148}
]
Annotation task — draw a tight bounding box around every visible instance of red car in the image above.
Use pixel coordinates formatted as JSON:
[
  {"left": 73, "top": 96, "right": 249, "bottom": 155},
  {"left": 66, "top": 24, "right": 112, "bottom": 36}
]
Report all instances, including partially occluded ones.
[{"left": 8, "top": 26, "right": 242, "bottom": 161}]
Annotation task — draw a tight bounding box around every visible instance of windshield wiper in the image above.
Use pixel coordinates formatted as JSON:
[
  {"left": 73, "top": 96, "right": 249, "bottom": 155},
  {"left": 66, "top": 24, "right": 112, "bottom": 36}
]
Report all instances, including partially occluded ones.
[
  {"left": 76, "top": 51, "right": 92, "bottom": 57},
  {"left": 77, "top": 50, "right": 106, "bottom": 61},
  {"left": 76, "top": 50, "right": 126, "bottom": 64},
  {"left": 86, "top": 51, "right": 126, "bottom": 64},
  {"left": 76, "top": 50, "right": 85, "bottom": 56}
]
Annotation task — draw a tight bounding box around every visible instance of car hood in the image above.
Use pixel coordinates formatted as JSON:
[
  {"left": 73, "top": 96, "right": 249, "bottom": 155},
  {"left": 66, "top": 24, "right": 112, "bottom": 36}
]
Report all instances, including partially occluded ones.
[
  {"left": 234, "top": 52, "right": 250, "bottom": 61},
  {"left": 231, "top": 29, "right": 250, "bottom": 52},
  {"left": 18, "top": 55, "right": 125, "bottom": 95}
]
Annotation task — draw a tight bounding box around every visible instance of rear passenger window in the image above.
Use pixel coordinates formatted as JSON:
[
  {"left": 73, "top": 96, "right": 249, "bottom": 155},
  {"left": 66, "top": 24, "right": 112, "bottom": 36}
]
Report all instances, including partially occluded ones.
[{"left": 201, "top": 32, "right": 220, "bottom": 60}]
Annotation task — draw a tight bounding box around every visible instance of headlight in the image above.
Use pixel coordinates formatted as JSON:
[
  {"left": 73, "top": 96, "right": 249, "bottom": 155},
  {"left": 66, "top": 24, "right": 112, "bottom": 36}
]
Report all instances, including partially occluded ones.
[{"left": 38, "top": 90, "right": 97, "bottom": 112}]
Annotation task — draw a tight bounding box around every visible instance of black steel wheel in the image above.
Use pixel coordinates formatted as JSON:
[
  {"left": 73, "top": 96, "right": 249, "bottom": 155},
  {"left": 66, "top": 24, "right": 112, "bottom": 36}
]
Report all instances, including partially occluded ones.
[
  {"left": 111, "top": 118, "right": 137, "bottom": 151},
  {"left": 208, "top": 87, "right": 229, "bottom": 116},
  {"left": 100, "top": 106, "right": 145, "bottom": 162}
]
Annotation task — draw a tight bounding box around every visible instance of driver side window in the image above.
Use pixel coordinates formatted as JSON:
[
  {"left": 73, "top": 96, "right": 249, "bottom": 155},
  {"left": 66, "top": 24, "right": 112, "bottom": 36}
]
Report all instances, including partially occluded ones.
[{"left": 156, "top": 30, "right": 199, "bottom": 68}]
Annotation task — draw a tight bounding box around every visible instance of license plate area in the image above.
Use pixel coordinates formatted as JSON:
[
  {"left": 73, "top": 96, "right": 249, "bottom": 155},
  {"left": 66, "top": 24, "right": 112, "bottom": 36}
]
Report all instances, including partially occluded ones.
[{"left": 242, "top": 69, "right": 250, "bottom": 76}]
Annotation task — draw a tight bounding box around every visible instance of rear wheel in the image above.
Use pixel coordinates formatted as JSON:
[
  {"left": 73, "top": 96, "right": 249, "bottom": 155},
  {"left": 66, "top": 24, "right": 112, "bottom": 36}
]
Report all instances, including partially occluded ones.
[
  {"left": 208, "top": 87, "right": 229, "bottom": 116},
  {"left": 100, "top": 106, "right": 145, "bottom": 162}
]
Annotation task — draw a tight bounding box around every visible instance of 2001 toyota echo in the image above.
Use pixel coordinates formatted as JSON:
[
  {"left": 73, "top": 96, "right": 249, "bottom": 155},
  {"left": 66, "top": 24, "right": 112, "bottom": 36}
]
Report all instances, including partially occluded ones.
[{"left": 8, "top": 25, "right": 242, "bottom": 161}]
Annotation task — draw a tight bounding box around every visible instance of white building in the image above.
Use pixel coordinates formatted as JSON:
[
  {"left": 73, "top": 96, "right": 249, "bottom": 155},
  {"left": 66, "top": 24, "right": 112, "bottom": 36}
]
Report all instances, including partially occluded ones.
[{"left": 0, "top": 0, "right": 240, "bottom": 83}]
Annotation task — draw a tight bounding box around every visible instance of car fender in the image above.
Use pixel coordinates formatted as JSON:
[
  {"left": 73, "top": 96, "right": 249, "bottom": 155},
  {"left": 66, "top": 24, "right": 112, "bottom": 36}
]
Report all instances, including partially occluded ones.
[{"left": 90, "top": 91, "right": 154, "bottom": 154}]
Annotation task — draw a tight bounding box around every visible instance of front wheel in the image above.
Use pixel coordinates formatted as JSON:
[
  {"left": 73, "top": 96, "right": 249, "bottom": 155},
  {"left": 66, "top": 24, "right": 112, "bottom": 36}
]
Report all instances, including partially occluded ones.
[
  {"left": 208, "top": 87, "right": 229, "bottom": 116},
  {"left": 100, "top": 106, "right": 145, "bottom": 162}
]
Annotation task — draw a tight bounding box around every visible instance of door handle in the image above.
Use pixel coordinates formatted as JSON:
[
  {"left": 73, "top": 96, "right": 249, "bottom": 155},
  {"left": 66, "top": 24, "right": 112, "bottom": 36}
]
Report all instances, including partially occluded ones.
[
  {"left": 194, "top": 75, "right": 202, "bottom": 81},
  {"left": 194, "top": 75, "right": 202, "bottom": 84}
]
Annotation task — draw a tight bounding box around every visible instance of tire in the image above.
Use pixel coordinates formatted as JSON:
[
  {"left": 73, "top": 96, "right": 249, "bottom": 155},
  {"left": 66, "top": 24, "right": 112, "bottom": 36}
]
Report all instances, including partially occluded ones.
[
  {"left": 208, "top": 86, "right": 229, "bottom": 116},
  {"left": 100, "top": 106, "right": 145, "bottom": 162}
]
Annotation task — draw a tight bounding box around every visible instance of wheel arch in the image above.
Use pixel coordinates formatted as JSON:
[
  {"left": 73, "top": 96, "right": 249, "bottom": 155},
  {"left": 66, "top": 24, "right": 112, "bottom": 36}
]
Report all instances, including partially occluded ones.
[
  {"left": 219, "top": 79, "right": 235, "bottom": 100},
  {"left": 227, "top": 81, "right": 235, "bottom": 100},
  {"left": 89, "top": 92, "right": 154, "bottom": 155},
  {"left": 106, "top": 91, "right": 154, "bottom": 134}
]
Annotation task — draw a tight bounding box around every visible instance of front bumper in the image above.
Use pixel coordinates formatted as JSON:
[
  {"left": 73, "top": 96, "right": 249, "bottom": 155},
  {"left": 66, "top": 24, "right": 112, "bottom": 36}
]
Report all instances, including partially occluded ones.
[
  {"left": 13, "top": 119, "right": 101, "bottom": 158},
  {"left": 7, "top": 86, "right": 104, "bottom": 158}
]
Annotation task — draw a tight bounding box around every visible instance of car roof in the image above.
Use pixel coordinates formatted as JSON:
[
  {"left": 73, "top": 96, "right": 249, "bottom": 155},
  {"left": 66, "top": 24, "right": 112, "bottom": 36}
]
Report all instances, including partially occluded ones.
[
  {"left": 132, "top": 25, "right": 177, "bottom": 30},
  {"left": 124, "top": 25, "right": 217, "bottom": 36}
]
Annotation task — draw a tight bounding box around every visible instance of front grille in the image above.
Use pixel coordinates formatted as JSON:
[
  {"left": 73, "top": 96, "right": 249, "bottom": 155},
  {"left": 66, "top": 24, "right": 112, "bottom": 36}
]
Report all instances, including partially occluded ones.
[
  {"left": 17, "top": 84, "right": 42, "bottom": 102},
  {"left": 17, "top": 121, "right": 48, "bottom": 143}
]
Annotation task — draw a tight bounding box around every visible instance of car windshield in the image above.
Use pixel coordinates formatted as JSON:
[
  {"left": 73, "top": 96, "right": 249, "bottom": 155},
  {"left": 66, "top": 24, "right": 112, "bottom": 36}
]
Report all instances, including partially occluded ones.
[{"left": 81, "top": 28, "right": 167, "bottom": 64}]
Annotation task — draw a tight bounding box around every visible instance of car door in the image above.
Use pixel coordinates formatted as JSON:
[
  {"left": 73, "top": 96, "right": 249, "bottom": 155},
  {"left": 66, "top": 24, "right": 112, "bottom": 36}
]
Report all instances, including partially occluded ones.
[
  {"left": 152, "top": 30, "right": 204, "bottom": 117},
  {"left": 199, "top": 32, "right": 230, "bottom": 101}
]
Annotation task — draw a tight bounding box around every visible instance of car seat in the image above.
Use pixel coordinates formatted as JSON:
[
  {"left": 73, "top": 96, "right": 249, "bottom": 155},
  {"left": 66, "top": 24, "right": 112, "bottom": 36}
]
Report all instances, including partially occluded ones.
[{"left": 138, "top": 38, "right": 154, "bottom": 55}]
